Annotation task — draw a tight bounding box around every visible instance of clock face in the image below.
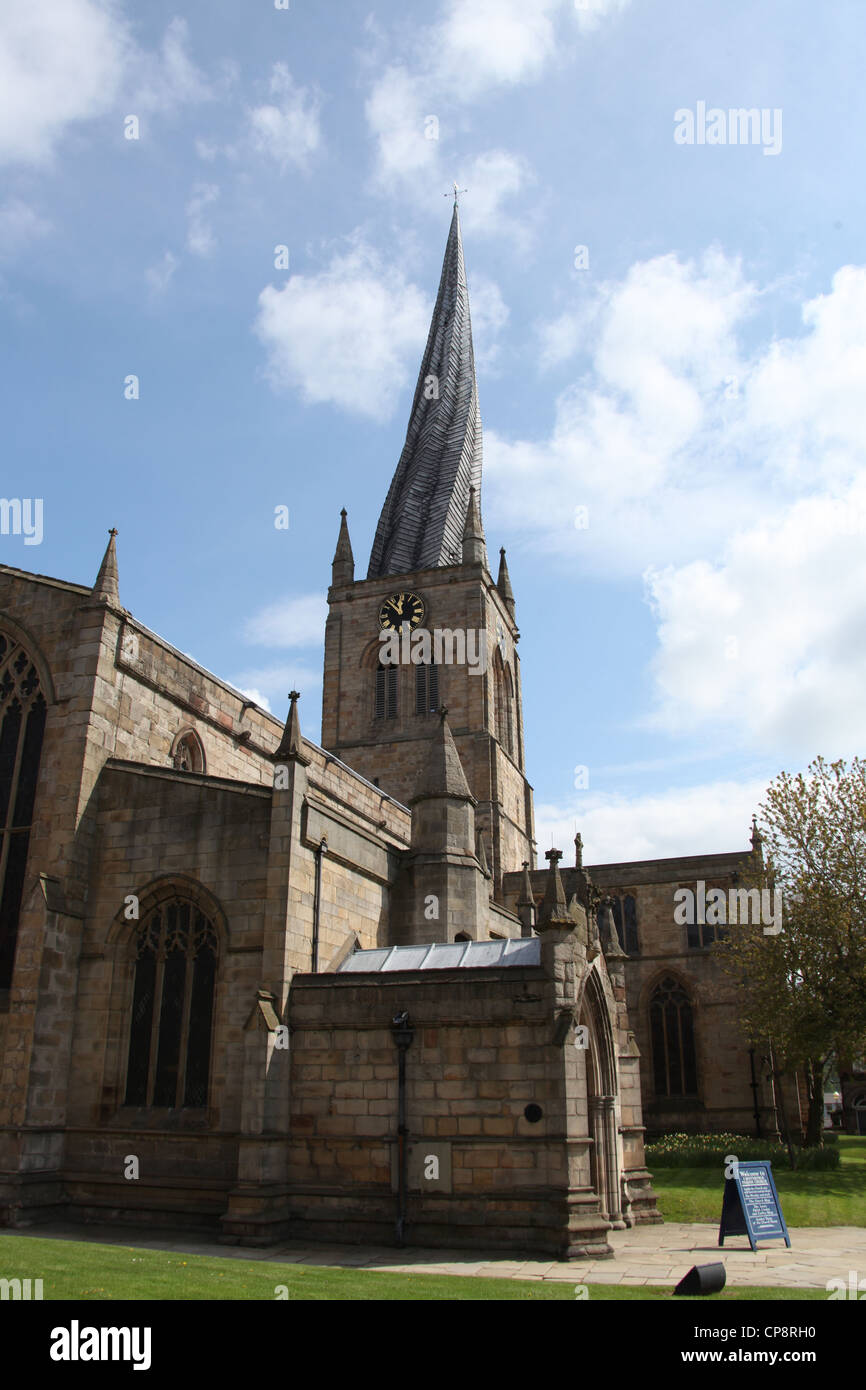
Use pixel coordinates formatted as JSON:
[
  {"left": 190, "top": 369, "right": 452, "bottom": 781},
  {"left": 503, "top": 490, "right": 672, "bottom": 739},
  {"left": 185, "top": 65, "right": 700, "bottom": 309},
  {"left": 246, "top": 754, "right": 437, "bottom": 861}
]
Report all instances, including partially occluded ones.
[{"left": 378, "top": 591, "right": 426, "bottom": 632}]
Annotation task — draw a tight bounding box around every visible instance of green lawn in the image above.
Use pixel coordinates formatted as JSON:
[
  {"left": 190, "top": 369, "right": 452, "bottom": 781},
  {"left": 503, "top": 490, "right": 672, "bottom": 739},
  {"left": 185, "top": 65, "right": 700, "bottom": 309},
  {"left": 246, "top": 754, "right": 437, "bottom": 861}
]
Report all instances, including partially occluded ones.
[
  {"left": 0, "top": 1234, "right": 825, "bottom": 1300},
  {"left": 652, "top": 1135, "right": 866, "bottom": 1227}
]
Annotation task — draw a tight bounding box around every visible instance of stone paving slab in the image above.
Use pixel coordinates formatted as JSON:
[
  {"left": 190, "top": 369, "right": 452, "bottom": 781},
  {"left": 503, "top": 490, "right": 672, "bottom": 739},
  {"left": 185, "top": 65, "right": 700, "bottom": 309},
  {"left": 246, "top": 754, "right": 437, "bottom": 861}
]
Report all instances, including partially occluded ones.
[{"left": 4, "top": 1220, "right": 865, "bottom": 1289}]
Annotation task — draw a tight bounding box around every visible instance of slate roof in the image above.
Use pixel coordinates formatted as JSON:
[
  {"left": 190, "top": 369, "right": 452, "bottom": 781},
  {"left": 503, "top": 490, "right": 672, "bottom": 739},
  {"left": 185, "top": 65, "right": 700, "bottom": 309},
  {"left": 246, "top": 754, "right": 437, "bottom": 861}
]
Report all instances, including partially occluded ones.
[{"left": 367, "top": 205, "right": 485, "bottom": 579}]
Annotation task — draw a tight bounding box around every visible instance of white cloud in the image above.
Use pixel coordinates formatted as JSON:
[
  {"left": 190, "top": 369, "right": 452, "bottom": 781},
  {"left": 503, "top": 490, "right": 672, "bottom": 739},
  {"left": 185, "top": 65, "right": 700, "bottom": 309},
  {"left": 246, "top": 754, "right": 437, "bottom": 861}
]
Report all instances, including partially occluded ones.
[
  {"left": 458, "top": 149, "right": 534, "bottom": 242},
  {"left": 244, "top": 593, "right": 328, "bottom": 648},
  {"left": 486, "top": 247, "right": 758, "bottom": 570},
  {"left": 0, "top": 198, "right": 51, "bottom": 258},
  {"left": 254, "top": 240, "right": 429, "bottom": 420},
  {"left": 246, "top": 63, "right": 321, "bottom": 171},
  {"left": 572, "top": 0, "right": 633, "bottom": 35},
  {"left": 365, "top": 66, "right": 437, "bottom": 183},
  {"left": 364, "top": 73, "right": 532, "bottom": 241},
  {"left": 645, "top": 481, "right": 866, "bottom": 754},
  {"left": 186, "top": 183, "right": 219, "bottom": 257},
  {"left": 145, "top": 250, "right": 178, "bottom": 294},
  {"left": 467, "top": 272, "right": 509, "bottom": 370},
  {"left": 131, "top": 16, "right": 212, "bottom": 114},
  {"left": 0, "top": 0, "right": 130, "bottom": 165},
  {"left": 435, "top": 0, "right": 562, "bottom": 96},
  {"left": 493, "top": 252, "right": 866, "bottom": 760},
  {"left": 535, "top": 775, "right": 768, "bottom": 866}
]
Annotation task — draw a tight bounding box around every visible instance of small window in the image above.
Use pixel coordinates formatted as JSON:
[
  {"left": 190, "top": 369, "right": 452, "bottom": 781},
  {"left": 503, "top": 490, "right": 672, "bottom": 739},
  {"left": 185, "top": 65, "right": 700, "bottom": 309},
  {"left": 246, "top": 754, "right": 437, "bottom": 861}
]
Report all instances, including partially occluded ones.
[
  {"left": 375, "top": 660, "right": 397, "bottom": 720},
  {"left": 172, "top": 730, "right": 205, "bottom": 773},
  {"left": 415, "top": 661, "right": 439, "bottom": 715}
]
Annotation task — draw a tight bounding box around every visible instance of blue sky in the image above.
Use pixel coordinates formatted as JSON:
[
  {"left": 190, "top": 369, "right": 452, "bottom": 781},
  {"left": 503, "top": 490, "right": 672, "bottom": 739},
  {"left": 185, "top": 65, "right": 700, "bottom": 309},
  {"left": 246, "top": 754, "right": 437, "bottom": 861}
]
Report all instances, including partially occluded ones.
[{"left": 2, "top": 0, "right": 865, "bottom": 864}]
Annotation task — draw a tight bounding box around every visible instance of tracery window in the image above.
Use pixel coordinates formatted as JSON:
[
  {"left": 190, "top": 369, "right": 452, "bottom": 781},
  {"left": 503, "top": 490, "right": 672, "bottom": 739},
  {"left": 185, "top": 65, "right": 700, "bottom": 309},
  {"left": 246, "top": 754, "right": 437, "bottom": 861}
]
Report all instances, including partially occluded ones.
[
  {"left": 649, "top": 976, "right": 698, "bottom": 1098},
  {"left": 124, "top": 897, "right": 218, "bottom": 1108},
  {"left": 0, "top": 634, "right": 47, "bottom": 992},
  {"left": 172, "top": 729, "right": 205, "bottom": 773}
]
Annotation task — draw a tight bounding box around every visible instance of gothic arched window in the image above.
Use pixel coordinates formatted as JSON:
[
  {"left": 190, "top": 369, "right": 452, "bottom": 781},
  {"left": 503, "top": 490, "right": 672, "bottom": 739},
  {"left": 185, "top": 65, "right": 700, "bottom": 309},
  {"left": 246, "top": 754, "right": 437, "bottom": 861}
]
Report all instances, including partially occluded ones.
[
  {"left": 375, "top": 657, "right": 398, "bottom": 721},
  {"left": 649, "top": 976, "right": 698, "bottom": 1098},
  {"left": 415, "top": 660, "right": 439, "bottom": 715},
  {"left": 0, "top": 634, "right": 47, "bottom": 991},
  {"left": 494, "top": 655, "right": 514, "bottom": 756},
  {"left": 124, "top": 896, "right": 218, "bottom": 1108},
  {"left": 172, "top": 729, "right": 205, "bottom": 773}
]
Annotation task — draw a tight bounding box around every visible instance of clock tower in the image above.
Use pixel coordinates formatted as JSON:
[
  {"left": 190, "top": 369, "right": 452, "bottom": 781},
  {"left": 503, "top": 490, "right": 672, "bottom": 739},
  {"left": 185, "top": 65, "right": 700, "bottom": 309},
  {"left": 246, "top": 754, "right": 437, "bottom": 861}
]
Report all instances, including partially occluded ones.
[{"left": 321, "top": 203, "right": 535, "bottom": 894}]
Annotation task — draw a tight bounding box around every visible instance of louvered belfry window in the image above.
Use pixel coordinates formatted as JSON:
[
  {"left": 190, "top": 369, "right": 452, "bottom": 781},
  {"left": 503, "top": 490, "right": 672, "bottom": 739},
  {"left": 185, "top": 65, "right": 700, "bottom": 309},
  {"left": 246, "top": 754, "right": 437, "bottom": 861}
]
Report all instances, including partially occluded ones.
[
  {"left": 0, "top": 634, "right": 47, "bottom": 992},
  {"left": 415, "top": 661, "right": 439, "bottom": 715},
  {"left": 374, "top": 660, "right": 398, "bottom": 720},
  {"left": 124, "top": 898, "right": 218, "bottom": 1108}
]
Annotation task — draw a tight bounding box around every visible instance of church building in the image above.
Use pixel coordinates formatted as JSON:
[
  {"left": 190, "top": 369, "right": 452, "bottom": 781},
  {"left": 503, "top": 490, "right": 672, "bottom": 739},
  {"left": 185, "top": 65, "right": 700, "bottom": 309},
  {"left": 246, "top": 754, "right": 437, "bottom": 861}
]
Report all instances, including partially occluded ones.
[{"left": 0, "top": 205, "right": 784, "bottom": 1257}]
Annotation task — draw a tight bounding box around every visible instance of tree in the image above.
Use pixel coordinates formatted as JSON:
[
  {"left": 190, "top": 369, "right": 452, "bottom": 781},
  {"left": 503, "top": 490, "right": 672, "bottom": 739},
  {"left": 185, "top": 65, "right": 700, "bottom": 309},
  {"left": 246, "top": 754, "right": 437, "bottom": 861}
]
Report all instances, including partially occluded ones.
[{"left": 718, "top": 757, "right": 866, "bottom": 1147}]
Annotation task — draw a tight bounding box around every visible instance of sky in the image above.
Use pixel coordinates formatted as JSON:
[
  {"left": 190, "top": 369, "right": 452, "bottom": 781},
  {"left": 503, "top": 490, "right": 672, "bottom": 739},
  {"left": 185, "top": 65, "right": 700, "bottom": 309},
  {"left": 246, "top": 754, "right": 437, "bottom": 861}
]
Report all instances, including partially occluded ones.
[{"left": 2, "top": 0, "right": 865, "bottom": 866}]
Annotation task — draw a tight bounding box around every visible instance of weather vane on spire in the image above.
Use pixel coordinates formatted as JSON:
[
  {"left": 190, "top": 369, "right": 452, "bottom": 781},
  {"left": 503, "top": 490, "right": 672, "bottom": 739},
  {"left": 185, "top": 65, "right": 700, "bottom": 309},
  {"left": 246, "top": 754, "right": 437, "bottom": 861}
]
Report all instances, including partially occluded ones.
[{"left": 445, "top": 181, "right": 468, "bottom": 209}]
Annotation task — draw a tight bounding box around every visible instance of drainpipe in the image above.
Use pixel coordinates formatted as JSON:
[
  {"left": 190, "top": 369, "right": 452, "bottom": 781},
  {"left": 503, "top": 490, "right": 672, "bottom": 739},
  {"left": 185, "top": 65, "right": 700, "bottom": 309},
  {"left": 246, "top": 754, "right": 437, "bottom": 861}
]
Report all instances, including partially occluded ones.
[
  {"left": 312, "top": 837, "right": 327, "bottom": 973},
  {"left": 391, "top": 1010, "right": 415, "bottom": 1247}
]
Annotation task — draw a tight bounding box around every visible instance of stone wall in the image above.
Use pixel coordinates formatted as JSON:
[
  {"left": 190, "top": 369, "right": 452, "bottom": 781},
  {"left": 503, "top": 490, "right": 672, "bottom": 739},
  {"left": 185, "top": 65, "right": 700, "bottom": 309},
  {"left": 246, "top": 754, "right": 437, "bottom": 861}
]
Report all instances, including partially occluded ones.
[{"left": 281, "top": 925, "right": 658, "bottom": 1258}]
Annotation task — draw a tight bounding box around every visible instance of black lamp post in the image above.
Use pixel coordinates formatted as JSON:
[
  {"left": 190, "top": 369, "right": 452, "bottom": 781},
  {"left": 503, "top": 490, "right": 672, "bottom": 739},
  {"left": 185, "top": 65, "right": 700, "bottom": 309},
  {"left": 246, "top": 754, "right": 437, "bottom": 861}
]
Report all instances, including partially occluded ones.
[{"left": 391, "top": 1010, "right": 415, "bottom": 1247}]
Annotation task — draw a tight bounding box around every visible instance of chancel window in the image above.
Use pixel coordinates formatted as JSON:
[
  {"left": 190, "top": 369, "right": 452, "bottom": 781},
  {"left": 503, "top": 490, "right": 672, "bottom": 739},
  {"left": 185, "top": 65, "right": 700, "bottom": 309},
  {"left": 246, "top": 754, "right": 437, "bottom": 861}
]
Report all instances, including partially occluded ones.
[
  {"left": 649, "top": 976, "right": 698, "bottom": 1098},
  {"left": 375, "top": 659, "right": 398, "bottom": 721},
  {"left": 124, "top": 897, "right": 218, "bottom": 1108},
  {"left": 415, "top": 660, "right": 439, "bottom": 715},
  {"left": 0, "top": 634, "right": 47, "bottom": 992}
]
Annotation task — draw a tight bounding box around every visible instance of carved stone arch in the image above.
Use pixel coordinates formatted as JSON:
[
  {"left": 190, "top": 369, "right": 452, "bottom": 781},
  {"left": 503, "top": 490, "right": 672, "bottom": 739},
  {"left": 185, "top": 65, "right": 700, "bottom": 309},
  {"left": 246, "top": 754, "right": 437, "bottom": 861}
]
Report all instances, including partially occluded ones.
[
  {"left": 637, "top": 963, "right": 702, "bottom": 1016},
  {"left": 170, "top": 726, "right": 206, "bottom": 773},
  {"left": 576, "top": 962, "right": 623, "bottom": 1226},
  {"left": 107, "top": 872, "right": 229, "bottom": 954},
  {"left": 0, "top": 611, "right": 56, "bottom": 703},
  {"left": 578, "top": 963, "right": 618, "bottom": 1096},
  {"left": 360, "top": 636, "right": 386, "bottom": 670}
]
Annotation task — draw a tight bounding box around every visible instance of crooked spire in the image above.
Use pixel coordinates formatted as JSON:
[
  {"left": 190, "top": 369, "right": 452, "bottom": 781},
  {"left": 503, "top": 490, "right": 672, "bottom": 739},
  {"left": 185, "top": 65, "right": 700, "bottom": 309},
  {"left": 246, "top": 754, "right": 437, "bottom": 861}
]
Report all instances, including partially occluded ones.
[
  {"left": 367, "top": 204, "right": 483, "bottom": 580},
  {"left": 91, "top": 528, "right": 119, "bottom": 606}
]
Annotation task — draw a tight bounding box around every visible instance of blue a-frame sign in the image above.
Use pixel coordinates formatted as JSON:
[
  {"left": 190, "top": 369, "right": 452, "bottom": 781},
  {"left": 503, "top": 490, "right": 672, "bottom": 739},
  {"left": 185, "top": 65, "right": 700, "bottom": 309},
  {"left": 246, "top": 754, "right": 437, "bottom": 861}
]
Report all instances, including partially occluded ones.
[{"left": 718, "top": 1160, "right": 791, "bottom": 1252}]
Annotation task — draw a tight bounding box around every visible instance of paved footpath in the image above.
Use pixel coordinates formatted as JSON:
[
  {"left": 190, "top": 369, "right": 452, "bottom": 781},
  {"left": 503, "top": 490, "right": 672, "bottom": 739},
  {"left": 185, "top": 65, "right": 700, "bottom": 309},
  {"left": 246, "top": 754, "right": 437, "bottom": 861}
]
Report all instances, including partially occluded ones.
[{"left": 9, "top": 1221, "right": 866, "bottom": 1289}]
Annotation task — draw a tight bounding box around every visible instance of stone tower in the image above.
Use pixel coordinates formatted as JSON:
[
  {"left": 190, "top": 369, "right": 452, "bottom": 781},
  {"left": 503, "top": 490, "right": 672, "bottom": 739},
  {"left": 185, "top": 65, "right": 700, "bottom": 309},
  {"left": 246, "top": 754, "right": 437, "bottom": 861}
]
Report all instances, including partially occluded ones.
[{"left": 321, "top": 204, "right": 535, "bottom": 895}]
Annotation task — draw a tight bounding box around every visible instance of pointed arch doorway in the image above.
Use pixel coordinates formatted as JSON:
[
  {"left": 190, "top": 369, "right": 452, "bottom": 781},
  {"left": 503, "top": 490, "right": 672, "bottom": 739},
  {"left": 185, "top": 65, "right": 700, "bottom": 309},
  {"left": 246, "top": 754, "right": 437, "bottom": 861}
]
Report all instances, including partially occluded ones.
[{"left": 579, "top": 971, "right": 626, "bottom": 1229}]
